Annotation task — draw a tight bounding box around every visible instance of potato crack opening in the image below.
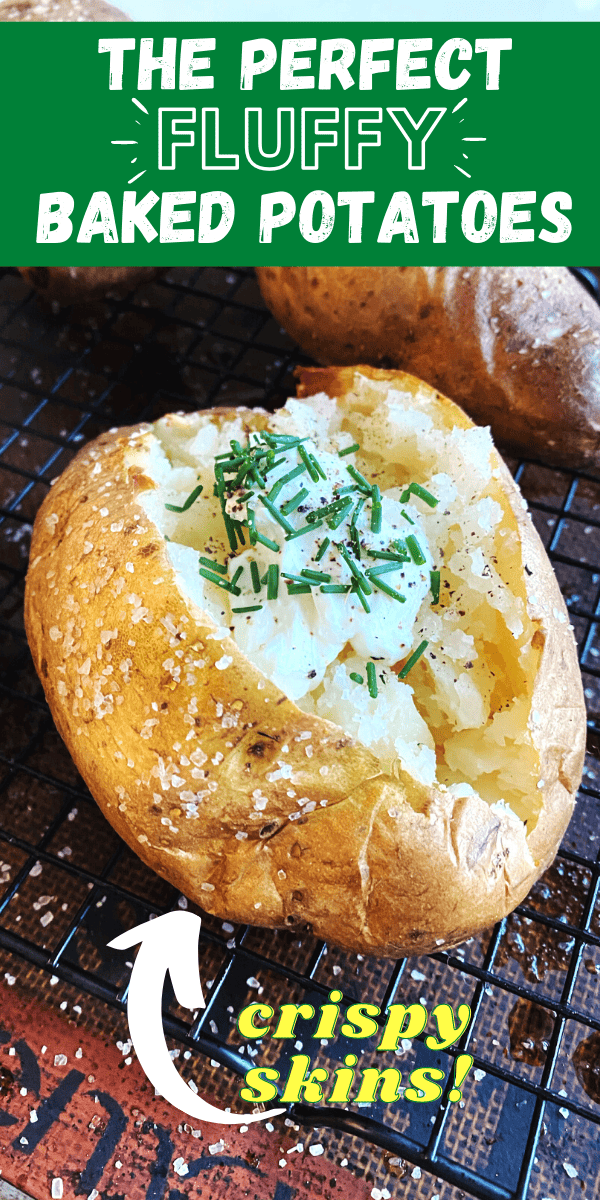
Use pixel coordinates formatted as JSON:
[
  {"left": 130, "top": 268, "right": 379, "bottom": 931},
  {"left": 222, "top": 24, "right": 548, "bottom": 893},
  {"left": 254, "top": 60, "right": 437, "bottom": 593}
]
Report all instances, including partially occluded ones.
[{"left": 133, "top": 380, "right": 543, "bottom": 828}]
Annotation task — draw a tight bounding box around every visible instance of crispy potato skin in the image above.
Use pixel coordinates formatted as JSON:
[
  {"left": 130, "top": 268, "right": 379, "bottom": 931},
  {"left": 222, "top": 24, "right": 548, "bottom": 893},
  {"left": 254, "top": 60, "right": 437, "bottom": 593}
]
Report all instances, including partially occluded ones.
[
  {"left": 257, "top": 266, "right": 600, "bottom": 475},
  {"left": 18, "top": 267, "right": 160, "bottom": 305},
  {"left": 24, "top": 368, "right": 585, "bottom": 957}
]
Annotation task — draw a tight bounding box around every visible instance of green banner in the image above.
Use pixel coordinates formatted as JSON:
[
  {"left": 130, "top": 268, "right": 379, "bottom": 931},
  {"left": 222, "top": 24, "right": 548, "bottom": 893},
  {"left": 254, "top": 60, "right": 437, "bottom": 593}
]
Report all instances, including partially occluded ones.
[{"left": 0, "top": 22, "right": 597, "bottom": 264}]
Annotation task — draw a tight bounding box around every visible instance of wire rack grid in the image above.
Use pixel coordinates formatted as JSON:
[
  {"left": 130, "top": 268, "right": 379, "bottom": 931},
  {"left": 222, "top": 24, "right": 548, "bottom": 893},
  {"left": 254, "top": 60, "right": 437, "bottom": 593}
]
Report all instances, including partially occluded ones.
[{"left": 0, "top": 265, "right": 600, "bottom": 1200}]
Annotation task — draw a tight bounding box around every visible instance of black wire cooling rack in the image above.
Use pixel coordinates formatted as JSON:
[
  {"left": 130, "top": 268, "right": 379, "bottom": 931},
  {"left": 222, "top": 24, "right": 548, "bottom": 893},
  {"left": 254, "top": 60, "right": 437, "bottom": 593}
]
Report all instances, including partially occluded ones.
[{"left": 1, "top": 265, "right": 600, "bottom": 1200}]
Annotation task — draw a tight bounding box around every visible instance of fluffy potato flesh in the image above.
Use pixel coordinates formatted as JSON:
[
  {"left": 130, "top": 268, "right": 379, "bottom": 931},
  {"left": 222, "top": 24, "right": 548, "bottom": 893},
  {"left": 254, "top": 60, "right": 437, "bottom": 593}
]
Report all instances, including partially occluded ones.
[{"left": 137, "top": 375, "right": 543, "bottom": 830}]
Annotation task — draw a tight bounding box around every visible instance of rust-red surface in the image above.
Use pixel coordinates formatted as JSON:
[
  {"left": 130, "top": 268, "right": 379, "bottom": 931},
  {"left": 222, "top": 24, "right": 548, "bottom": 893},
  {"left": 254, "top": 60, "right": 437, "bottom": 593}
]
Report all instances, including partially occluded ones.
[{"left": 0, "top": 981, "right": 373, "bottom": 1200}]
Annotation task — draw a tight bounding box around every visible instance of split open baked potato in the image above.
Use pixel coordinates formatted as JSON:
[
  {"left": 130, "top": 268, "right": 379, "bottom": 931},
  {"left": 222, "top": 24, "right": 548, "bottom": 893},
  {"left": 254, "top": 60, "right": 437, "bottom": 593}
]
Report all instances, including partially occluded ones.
[{"left": 25, "top": 367, "right": 585, "bottom": 956}]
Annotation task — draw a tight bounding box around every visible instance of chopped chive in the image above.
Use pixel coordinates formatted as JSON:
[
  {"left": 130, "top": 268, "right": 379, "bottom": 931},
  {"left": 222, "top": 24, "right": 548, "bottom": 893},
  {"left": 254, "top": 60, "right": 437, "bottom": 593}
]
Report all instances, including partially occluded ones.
[
  {"left": 285, "top": 520, "right": 323, "bottom": 540},
  {"left": 246, "top": 507, "right": 257, "bottom": 546},
  {"left": 307, "top": 497, "right": 347, "bottom": 523},
  {"left": 267, "top": 564, "right": 279, "bottom": 600},
  {"left": 315, "top": 537, "right": 330, "bottom": 562},
  {"left": 338, "top": 542, "right": 372, "bottom": 594},
  {"left": 232, "top": 605, "right": 263, "bottom": 614},
  {"left": 286, "top": 582, "right": 312, "bottom": 595},
  {"left": 350, "top": 496, "right": 365, "bottom": 559},
  {"left": 366, "top": 662, "right": 378, "bottom": 698},
  {"left": 277, "top": 463, "right": 308, "bottom": 487},
  {"left": 300, "top": 569, "right": 331, "bottom": 583},
  {"left": 259, "top": 493, "right": 295, "bottom": 535},
  {"left": 198, "top": 567, "right": 241, "bottom": 596},
  {"left": 368, "top": 548, "right": 409, "bottom": 563},
  {"left": 328, "top": 498, "right": 354, "bottom": 530},
  {"left": 231, "top": 463, "right": 252, "bottom": 488},
  {"left": 232, "top": 521, "right": 246, "bottom": 547},
  {"left": 400, "top": 482, "right": 438, "bottom": 508},
  {"left": 398, "top": 640, "right": 429, "bottom": 679},
  {"left": 230, "top": 564, "right": 244, "bottom": 587},
  {"left": 268, "top": 464, "right": 307, "bottom": 503},
  {"left": 390, "top": 539, "right": 409, "bottom": 557},
  {"left": 268, "top": 434, "right": 310, "bottom": 447},
  {"left": 350, "top": 497, "right": 365, "bottom": 527},
  {"left": 406, "top": 534, "right": 426, "bottom": 566},
  {"left": 240, "top": 490, "right": 255, "bottom": 502},
  {"left": 339, "top": 443, "right": 360, "bottom": 457},
  {"left": 365, "top": 562, "right": 403, "bottom": 578},
  {"left": 250, "top": 560, "right": 261, "bottom": 593},
  {"left": 371, "top": 484, "right": 382, "bottom": 534},
  {"left": 251, "top": 465, "right": 267, "bottom": 490},
  {"left": 282, "top": 571, "right": 312, "bottom": 585},
  {"left": 199, "top": 556, "right": 227, "bottom": 575},
  {"left": 346, "top": 465, "right": 372, "bottom": 492},
  {"left": 298, "top": 444, "right": 320, "bottom": 482},
  {"left": 267, "top": 479, "right": 285, "bottom": 504},
  {"left": 264, "top": 456, "right": 287, "bottom": 475},
  {"left": 221, "top": 455, "right": 246, "bottom": 471},
  {"left": 255, "top": 531, "right": 280, "bottom": 552},
  {"left": 281, "top": 487, "right": 309, "bottom": 515},
  {"left": 351, "top": 581, "right": 371, "bottom": 613},
  {"left": 371, "top": 576, "right": 406, "bottom": 603},
  {"left": 349, "top": 671, "right": 364, "bottom": 683},
  {"left": 401, "top": 509, "right": 415, "bottom": 526},
  {"left": 309, "top": 453, "right": 327, "bottom": 481},
  {"left": 336, "top": 484, "right": 359, "bottom": 495},
  {"left": 223, "top": 514, "right": 239, "bottom": 552},
  {"left": 321, "top": 584, "right": 350, "bottom": 594},
  {"left": 430, "top": 569, "right": 441, "bottom": 604},
  {"left": 165, "top": 483, "right": 203, "bottom": 513}
]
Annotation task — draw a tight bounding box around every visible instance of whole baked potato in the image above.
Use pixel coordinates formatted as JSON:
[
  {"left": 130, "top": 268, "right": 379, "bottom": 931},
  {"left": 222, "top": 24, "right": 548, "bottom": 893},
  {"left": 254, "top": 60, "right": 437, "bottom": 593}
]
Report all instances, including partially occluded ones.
[
  {"left": 4, "top": 0, "right": 156, "bottom": 305},
  {"left": 18, "top": 266, "right": 161, "bottom": 306},
  {"left": 0, "top": 0, "right": 129, "bottom": 19},
  {"left": 256, "top": 266, "right": 600, "bottom": 475},
  {"left": 25, "top": 367, "right": 585, "bottom": 957}
]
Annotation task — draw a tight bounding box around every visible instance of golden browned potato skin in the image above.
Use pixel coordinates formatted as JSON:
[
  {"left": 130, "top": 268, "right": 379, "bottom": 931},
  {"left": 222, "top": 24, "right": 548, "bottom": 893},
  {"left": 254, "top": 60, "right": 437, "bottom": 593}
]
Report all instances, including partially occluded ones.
[
  {"left": 257, "top": 267, "right": 600, "bottom": 475},
  {"left": 24, "top": 368, "right": 586, "bottom": 957},
  {"left": 18, "top": 266, "right": 161, "bottom": 305}
]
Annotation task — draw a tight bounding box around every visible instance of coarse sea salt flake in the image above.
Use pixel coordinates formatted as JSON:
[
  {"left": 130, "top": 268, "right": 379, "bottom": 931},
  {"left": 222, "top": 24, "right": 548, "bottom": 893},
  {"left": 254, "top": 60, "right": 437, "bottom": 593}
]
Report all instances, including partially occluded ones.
[{"left": 215, "top": 655, "right": 233, "bottom": 670}]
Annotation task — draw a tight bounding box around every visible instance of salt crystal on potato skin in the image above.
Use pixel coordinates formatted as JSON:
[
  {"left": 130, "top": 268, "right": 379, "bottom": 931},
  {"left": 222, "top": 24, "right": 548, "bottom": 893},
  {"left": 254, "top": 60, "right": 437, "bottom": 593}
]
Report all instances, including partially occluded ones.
[{"left": 24, "top": 366, "right": 585, "bottom": 957}]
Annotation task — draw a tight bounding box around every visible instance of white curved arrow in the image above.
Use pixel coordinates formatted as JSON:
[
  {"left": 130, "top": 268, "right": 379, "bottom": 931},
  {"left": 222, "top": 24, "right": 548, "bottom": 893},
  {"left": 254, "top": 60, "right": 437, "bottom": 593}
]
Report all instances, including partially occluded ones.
[{"left": 109, "top": 910, "right": 283, "bottom": 1125}]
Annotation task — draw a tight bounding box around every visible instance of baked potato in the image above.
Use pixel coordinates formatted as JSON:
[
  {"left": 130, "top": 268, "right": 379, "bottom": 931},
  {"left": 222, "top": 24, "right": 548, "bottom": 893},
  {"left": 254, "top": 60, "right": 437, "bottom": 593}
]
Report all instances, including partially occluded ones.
[
  {"left": 18, "top": 266, "right": 161, "bottom": 306},
  {"left": 6, "top": 0, "right": 146, "bottom": 306},
  {"left": 24, "top": 367, "right": 585, "bottom": 957},
  {"left": 256, "top": 266, "right": 600, "bottom": 476},
  {"left": 0, "top": 0, "right": 129, "bottom": 19}
]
